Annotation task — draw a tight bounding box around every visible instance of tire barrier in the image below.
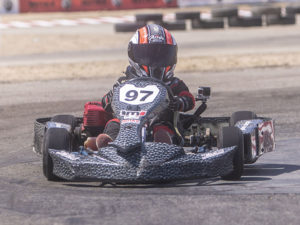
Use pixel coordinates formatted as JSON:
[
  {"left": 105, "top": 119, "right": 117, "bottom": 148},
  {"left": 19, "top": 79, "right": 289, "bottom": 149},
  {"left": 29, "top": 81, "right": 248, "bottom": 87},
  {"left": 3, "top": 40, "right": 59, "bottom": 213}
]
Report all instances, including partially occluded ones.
[
  {"left": 162, "top": 20, "right": 186, "bottom": 30},
  {"left": 285, "top": 6, "right": 300, "bottom": 15},
  {"left": 211, "top": 7, "right": 239, "bottom": 18},
  {"left": 266, "top": 14, "right": 296, "bottom": 26},
  {"left": 115, "top": 4, "right": 300, "bottom": 32},
  {"left": 135, "top": 13, "right": 164, "bottom": 23},
  {"left": 228, "top": 16, "right": 262, "bottom": 27},
  {"left": 175, "top": 11, "right": 200, "bottom": 20},
  {"left": 192, "top": 18, "right": 224, "bottom": 29},
  {"left": 114, "top": 22, "right": 146, "bottom": 32},
  {"left": 251, "top": 6, "right": 282, "bottom": 17}
]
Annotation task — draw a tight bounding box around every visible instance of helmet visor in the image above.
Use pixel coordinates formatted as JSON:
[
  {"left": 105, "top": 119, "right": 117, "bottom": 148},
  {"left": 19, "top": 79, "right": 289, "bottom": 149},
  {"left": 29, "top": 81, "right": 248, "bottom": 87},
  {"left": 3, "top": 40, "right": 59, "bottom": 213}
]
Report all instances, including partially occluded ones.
[{"left": 129, "top": 43, "right": 177, "bottom": 67}]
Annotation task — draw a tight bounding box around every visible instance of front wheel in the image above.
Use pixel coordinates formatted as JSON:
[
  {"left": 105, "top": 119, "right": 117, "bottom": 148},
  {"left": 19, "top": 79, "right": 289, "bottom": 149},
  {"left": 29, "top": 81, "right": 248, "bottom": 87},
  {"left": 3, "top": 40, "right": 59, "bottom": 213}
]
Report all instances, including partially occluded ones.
[
  {"left": 43, "top": 128, "right": 71, "bottom": 181},
  {"left": 218, "top": 126, "right": 244, "bottom": 180}
]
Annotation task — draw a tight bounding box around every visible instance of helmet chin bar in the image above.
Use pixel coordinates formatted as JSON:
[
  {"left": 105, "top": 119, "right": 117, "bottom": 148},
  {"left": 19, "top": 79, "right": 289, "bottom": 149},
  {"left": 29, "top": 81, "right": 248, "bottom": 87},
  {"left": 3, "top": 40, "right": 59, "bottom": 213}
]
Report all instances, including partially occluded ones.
[
  {"left": 129, "top": 58, "right": 176, "bottom": 82},
  {"left": 149, "top": 66, "right": 165, "bottom": 81}
]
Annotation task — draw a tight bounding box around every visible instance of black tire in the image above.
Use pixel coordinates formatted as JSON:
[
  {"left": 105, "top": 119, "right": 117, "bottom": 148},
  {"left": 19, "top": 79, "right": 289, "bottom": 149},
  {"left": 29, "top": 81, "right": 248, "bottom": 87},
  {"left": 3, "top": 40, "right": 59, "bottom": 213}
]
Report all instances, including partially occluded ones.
[
  {"left": 251, "top": 6, "right": 281, "bottom": 16},
  {"left": 43, "top": 128, "right": 71, "bottom": 181},
  {"left": 114, "top": 22, "right": 146, "bottom": 32},
  {"left": 230, "top": 111, "right": 257, "bottom": 126},
  {"left": 175, "top": 12, "right": 200, "bottom": 20},
  {"left": 33, "top": 117, "right": 51, "bottom": 154},
  {"left": 211, "top": 7, "right": 238, "bottom": 18},
  {"left": 228, "top": 17, "right": 262, "bottom": 27},
  {"left": 162, "top": 21, "right": 186, "bottom": 30},
  {"left": 51, "top": 114, "right": 77, "bottom": 130},
  {"left": 192, "top": 18, "right": 224, "bottom": 29},
  {"left": 218, "top": 127, "right": 244, "bottom": 180},
  {"left": 135, "top": 13, "right": 163, "bottom": 23},
  {"left": 285, "top": 6, "right": 300, "bottom": 15},
  {"left": 266, "top": 14, "right": 296, "bottom": 26}
]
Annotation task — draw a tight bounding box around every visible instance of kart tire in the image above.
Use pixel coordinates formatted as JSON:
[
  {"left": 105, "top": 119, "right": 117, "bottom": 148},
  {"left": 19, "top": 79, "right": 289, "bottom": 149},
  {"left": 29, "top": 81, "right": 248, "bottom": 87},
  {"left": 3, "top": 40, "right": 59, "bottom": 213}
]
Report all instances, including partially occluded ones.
[
  {"left": 175, "top": 12, "right": 200, "bottom": 20},
  {"left": 285, "top": 6, "right": 300, "bottom": 15},
  {"left": 51, "top": 114, "right": 77, "bottom": 130},
  {"left": 211, "top": 7, "right": 238, "bottom": 18},
  {"left": 43, "top": 128, "right": 70, "bottom": 181},
  {"left": 114, "top": 22, "right": 146, "bottom": 32},
  {"left": 161, "top": 21, "right": 186, "bottom": 30},
  {"left": 251, "top": 6, "right": 281, "bottom": 16},
  {"left": 218, "top": 126, "right": 244, "bottom": 180},
  {"left": 135, "top": 13, "right": 163, "bottom": 23},
  {"left": 33, "top": 117, "right": 51, "bottom": 154},
  {"left": 192, "top": 18, "right": 224, "bottom": 29},
  {"left": 266, "top": 14, "right": 296, "bottom": 26},
  {"left": 228, "top": 17, "right": 262, "bottom": 27},
  {"left": 230, "top": 111, "right": 257, "bottom": 126}
]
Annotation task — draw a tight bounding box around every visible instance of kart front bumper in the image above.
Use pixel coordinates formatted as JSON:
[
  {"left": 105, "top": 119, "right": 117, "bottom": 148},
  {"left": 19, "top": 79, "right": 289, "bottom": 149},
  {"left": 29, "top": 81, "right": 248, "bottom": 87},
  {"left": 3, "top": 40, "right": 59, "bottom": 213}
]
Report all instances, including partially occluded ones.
[{"left": 50, "top": 142, "right": 236, "bottom": 183}]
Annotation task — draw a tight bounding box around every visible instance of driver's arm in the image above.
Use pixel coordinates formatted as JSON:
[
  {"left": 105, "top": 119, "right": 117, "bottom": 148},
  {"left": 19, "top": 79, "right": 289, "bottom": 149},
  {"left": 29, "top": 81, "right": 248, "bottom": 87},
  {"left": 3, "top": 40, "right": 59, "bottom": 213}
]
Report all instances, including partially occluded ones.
[
  {"left": 101, "top": 76, "right": 128, "bottom": 113},
  {"left": 169, "top": 78, "right": 195, "bottom": 112}
]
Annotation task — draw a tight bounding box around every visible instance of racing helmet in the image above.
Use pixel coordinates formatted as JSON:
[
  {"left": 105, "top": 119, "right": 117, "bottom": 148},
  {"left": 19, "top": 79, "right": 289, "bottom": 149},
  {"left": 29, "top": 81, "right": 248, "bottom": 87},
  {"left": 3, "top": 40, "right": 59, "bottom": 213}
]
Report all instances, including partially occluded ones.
[{"left": 128, "top": 24, "right": 178, "bottom": 81}]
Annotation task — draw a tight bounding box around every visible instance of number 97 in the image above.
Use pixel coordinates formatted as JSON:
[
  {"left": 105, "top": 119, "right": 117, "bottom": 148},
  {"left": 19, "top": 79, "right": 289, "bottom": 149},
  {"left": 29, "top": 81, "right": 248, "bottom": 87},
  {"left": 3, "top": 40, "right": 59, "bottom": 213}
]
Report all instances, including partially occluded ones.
[{"left": 125, "top": 90, "right": 138, "bottom": 101}]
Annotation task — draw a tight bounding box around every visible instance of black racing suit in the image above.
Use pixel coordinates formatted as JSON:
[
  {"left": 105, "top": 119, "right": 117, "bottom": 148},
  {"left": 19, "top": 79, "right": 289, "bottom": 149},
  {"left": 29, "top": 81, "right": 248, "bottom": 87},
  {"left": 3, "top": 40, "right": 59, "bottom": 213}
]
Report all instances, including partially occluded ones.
[{"left": 101, "top": 66, "right": 195, "bottom": 141}]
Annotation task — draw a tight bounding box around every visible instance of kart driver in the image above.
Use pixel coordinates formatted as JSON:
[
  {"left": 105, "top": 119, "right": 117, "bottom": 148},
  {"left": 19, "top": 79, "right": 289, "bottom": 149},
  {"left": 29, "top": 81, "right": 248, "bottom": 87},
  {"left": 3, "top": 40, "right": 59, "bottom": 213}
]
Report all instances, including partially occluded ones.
[{"left": 87, "top": 24, "right": 195, "bottom": 149}]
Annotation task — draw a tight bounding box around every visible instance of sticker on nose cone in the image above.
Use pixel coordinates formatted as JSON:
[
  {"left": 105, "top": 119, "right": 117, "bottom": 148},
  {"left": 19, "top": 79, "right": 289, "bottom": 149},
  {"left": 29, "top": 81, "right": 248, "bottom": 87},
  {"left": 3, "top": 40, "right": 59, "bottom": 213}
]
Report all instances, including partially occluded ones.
[
  {"left": 120, "top": 110, "right": 146, "bottom": 119},
  {"left": 119, "top": 84, "right": 159, "bottom": 105}
]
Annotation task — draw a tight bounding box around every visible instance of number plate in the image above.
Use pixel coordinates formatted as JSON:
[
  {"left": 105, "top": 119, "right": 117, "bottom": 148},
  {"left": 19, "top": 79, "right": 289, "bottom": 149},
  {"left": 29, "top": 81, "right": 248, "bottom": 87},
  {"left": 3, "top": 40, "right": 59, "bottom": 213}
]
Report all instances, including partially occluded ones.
[{"left": 119, "top": 84, "right": 160, "bottom": 105}]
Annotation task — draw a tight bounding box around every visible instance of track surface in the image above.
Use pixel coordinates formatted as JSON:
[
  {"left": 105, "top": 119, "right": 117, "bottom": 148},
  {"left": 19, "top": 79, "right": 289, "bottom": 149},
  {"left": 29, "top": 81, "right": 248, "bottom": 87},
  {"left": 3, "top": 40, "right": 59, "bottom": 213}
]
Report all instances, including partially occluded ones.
[{"left": 1, "top": 21, "right": 300, "bottom": 224}]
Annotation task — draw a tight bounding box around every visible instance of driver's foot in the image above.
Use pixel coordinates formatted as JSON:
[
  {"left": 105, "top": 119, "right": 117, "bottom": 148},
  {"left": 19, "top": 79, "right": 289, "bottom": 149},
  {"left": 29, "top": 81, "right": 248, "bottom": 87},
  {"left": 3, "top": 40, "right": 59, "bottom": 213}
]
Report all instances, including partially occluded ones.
[
  {"left": 84, "top": 137, "right": 98, "bottom": 151},
  {"left": 96, "top": 133, "right": 113, "bottom": 148},
  {"left": 153, "top": 128, "right": 173, "bottom": 145}
]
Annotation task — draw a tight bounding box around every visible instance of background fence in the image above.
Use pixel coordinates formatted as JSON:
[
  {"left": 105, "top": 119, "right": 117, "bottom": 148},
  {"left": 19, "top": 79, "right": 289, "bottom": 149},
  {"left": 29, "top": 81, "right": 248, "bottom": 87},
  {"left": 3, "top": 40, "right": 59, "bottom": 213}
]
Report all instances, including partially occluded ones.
[{"left": 0, "top": 0, "right": 298, "bottom": 14}]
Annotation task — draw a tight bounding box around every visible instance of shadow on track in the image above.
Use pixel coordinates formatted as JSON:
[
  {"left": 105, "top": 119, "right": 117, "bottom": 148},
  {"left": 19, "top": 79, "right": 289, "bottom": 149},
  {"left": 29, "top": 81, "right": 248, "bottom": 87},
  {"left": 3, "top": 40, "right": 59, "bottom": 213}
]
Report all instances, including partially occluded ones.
[
  {"left": 243, "top": 163, "right": 300, "bottom": 177},
  {"left": 63, "top": 178, "right": 212, "bottom": 189}
]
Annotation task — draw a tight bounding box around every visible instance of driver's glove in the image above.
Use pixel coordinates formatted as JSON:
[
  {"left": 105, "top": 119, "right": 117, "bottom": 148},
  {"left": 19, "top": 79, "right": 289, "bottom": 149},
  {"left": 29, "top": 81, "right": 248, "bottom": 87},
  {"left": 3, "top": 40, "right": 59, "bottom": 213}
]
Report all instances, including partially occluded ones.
[{"left": 169, "top": 96, "right": 184, "bottom": 112}]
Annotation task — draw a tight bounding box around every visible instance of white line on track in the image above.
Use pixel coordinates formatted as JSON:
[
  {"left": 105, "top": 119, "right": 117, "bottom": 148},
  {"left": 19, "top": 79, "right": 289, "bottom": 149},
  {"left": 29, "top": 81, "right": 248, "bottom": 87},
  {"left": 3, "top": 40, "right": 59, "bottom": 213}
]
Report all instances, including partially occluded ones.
[
  {"left": 0, "top": 11, "right": 256, "bottom": 30},
  {"left": 0, "top": 14, "right": 169, "bottom": 29},
  {"left": 0, "top": 15, "right": 137, "bottom": 29},
  {"left": 9, "top": 21, "right": 32, "bottom": 28}
]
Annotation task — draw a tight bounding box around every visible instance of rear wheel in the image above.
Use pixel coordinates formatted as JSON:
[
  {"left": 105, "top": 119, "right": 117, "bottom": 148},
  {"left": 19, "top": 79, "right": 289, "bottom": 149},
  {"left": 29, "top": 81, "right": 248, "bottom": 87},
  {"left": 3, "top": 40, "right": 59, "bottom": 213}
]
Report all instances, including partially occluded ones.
[
  {"left": 230, "top": 111, "right": 257, "bottom": 126},
  {"left": 43, "top": 128, "right": 71, "bottom": 181},
  {"left": 51, "top": 114, "right": 77, "bottom": 129},
  {"left": 218, "top": 127, "right": 244, "bottom": 180}
]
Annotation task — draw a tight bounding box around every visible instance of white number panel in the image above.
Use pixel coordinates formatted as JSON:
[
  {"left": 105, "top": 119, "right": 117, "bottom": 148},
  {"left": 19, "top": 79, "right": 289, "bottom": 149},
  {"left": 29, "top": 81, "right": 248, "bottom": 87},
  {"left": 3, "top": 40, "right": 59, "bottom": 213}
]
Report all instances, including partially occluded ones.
[{"left": 119, "top": 84, "right": 160, "bottom": 105}]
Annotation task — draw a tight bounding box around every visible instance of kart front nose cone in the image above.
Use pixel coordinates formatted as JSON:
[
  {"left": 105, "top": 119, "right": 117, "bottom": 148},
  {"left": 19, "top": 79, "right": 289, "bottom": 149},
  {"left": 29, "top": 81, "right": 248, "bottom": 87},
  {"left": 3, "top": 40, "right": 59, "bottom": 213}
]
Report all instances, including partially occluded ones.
[{"left": 49, "top": 143, "right": 236, "bottom": 183}]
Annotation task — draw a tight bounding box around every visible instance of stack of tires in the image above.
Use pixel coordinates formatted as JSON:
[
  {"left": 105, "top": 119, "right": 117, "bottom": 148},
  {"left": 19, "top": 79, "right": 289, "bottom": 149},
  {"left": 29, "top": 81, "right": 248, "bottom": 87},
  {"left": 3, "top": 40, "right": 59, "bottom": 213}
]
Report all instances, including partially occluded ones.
[
  {"left": 176, "top": 11, "right": 224, "bottom": 30},
  {"left": 212, "top": 5, "right": 297, "bottom": 28},
  {"left": 251, "top": 6, "right": 297, "bottom": 26},
  {"left": 115, "top": 5, "right": 299, "bottom": 32},
  {"left": 211, "top": 7, "right": 263, "bottom": 28},
  {"left": 115, "top": 13, "right": 186, "bottom": 32}
]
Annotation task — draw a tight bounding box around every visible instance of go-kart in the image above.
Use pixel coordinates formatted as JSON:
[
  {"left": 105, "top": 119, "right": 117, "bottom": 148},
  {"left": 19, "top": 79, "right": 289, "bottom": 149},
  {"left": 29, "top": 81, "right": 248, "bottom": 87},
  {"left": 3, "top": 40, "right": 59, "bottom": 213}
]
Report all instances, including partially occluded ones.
[{"left": 33, "top": 77, "right": 275, "bottom": 183}]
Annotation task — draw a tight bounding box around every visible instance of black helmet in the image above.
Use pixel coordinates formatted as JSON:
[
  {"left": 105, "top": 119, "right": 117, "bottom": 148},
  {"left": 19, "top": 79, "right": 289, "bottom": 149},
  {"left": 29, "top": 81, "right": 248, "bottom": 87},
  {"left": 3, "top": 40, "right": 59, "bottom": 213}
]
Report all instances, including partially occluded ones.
[{"left": 128, "top": 24, "right": 178, "bottom": 81}]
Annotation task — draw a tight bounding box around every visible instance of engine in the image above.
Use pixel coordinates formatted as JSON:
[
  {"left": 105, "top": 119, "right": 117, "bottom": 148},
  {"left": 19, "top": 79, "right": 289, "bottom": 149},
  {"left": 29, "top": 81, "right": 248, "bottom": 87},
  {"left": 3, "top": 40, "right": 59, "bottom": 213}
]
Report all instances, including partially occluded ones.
[{"left": 82, "top": 101, "right": 112, "bottom": 137}]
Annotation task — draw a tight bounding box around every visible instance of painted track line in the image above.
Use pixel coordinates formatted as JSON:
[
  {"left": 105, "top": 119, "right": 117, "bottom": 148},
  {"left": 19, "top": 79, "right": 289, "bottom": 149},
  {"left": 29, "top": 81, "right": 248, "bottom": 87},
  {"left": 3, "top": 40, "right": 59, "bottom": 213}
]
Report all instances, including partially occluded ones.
[{"left": 0, "top": 15, "right": 136, "bottom": 29}]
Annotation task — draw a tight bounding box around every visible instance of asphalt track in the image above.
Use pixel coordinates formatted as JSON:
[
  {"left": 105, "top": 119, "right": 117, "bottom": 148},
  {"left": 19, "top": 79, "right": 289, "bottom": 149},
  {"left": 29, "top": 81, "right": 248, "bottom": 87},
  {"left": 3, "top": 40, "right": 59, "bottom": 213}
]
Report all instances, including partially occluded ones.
[{"left": 1, "top": 23, "right": 300, "bottom": 224}]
